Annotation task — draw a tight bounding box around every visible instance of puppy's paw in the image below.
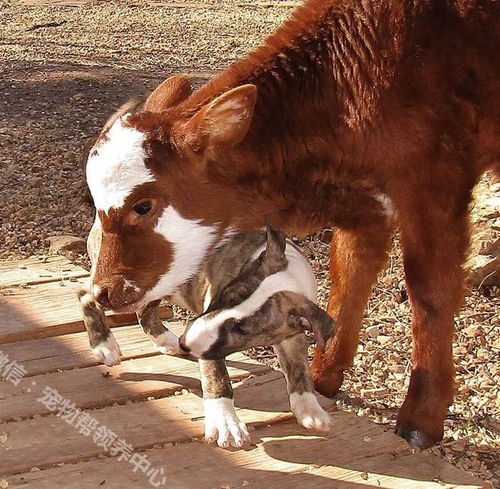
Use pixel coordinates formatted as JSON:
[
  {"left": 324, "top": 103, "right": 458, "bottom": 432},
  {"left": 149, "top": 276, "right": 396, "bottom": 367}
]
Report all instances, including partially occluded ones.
[
  {"left": 149, "top": 330, "right": 184, "bottom": 355},
  {"left": 290, "top": 392, "right": 333, "bottom": 432},
  {"left": 92, "top": 334, "right": 122, "bottom": 366},
  {"left": 204, "top": 398, "right": 251, "bottom": 448}
]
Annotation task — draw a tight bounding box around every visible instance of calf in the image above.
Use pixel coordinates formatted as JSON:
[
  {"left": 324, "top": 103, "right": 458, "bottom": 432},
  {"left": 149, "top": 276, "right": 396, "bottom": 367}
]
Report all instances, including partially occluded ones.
[
  {"left": 85, "top": 0, "right": 500, "bottom": 449},
  {"left": 80, "top": 226, "right": 335, "bottom": 447}
]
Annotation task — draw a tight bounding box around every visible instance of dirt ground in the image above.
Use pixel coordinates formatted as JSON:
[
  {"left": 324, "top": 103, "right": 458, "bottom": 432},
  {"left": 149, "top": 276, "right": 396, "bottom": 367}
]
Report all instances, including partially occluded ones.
[{"left": 1, "top": 0, "right": 498, "bottom": 486}]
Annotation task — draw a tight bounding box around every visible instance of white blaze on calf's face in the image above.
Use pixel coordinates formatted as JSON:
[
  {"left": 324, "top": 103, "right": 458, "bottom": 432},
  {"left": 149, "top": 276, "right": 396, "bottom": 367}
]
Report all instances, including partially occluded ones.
[
  {"left": 86, "top": 115, "right": 155, "bottom": 213},
  {"left": 134, "top": 205, "right": 219, "bottom": 308}
]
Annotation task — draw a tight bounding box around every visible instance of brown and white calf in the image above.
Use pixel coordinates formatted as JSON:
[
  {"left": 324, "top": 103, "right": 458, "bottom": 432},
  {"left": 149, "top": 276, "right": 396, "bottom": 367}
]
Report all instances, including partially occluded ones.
[
  {"left": 80, "top": 227, "right": 335, "bottom": 447},
  {"left": 85, "top": 0, "right": 500, "bottom": 449}
]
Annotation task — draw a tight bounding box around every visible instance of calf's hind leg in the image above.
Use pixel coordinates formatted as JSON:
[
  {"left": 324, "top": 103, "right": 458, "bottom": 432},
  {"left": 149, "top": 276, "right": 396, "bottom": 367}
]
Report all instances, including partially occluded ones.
[
  {"left": 274, "top": 334, "right": 332, "bottom": 431},
  {"left": 396, "top": 209, "right": 469, "bottom": 449}
]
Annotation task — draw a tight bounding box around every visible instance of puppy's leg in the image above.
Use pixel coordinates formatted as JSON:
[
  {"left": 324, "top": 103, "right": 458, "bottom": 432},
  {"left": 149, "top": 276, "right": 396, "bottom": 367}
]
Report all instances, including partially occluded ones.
[
  {"left": 78, "top": 287, "right": 122, "bottom": 366},
  {"left": 274, "top": 334, "right": 332, "bottom": 432},
  {"left": 199, "top": 359, "right": 250, "bottom": 448},
  {"left": 137, "top": 301, "right": 183, "bottom": 355}
]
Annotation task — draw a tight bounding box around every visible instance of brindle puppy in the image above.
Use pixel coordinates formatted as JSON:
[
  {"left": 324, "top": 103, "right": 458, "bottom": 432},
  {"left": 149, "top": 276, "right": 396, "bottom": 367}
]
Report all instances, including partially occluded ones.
[{"left": 79, "top": 227, "right": 336, "bottom": 448}]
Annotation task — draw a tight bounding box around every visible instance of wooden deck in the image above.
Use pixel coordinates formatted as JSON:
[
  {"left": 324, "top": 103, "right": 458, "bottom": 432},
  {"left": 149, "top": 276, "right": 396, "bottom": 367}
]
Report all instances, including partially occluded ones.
[{"left": 0, "top": 257, "right": 486, "bottom": 488}]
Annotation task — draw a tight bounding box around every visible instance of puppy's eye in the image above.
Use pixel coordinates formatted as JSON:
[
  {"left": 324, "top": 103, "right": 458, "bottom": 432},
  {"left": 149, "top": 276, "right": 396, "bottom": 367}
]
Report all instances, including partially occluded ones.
[
  {"left": 233, "top": 321, "right": 248, "bottom": 335},
  {"left": 133, "top": 201, "right": 152, "bottom": 216}
]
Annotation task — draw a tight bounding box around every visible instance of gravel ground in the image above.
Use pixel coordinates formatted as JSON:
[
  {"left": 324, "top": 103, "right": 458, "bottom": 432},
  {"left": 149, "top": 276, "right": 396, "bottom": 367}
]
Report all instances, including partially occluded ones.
[{"left": 1, "top": 1, "right": 498, "bottom": 486}]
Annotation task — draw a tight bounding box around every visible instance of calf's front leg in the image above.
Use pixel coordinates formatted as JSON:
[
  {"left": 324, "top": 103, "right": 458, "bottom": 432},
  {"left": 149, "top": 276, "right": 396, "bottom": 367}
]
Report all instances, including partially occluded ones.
[
  {"left": 199, "top": 359, "right": 250, "bottom": 448},
  {"left": 312, "top": 220, "right": 393, "bottom": 396}
]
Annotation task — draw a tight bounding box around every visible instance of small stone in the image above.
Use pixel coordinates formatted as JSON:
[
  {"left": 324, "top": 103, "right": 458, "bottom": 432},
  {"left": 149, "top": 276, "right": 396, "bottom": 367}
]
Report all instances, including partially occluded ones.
[
  {"left": 366, "top": 325, "right": 380, "bottom": 338},
  {"left": 0, "top": 433, "right": 8, "bottom": 444},
  {"left": 377, "top": 335, "right": 391, "bottom": 345},
  {"left": 453, "top": 346, "right": 468, "bottom": 355},
  {"left": 0, "top": 479, "right": 8, "bottom": 488},
  {"left": 47, "top": 235, "right": 86, "bottom": 255},
  {"left": 468, "top": 254, "right": 499, "bottom": 286},
  {"left": 29, "top": 177, "right": 42, "bottom": 188}
]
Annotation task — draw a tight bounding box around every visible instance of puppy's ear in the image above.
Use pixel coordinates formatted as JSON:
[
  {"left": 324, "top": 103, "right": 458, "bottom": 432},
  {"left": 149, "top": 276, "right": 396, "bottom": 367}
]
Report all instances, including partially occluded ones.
[
  {"left": 265, "top": 226, "right": 286, "bottom": 255},
  {"left": 288, "top": 301, "right": 336, "bottom": 351},
  {"left": 261, "top": 226, "right": 287, "bottom": 274}
]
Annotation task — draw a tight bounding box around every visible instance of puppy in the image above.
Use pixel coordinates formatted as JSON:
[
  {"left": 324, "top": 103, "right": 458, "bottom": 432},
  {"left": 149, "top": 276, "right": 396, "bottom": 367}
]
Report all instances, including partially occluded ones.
[{"left": 79, "top": 226, "right": 336, "bottom": 447}]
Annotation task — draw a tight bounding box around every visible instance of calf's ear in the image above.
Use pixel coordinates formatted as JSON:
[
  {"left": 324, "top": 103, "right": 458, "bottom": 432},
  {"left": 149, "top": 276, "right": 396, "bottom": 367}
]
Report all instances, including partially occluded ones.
[
  {"left": 144, "top": 74, "right": 192, "bottom": 112},
  {"left": 182, "top": 84, "right": 257, "bottom": 151}
]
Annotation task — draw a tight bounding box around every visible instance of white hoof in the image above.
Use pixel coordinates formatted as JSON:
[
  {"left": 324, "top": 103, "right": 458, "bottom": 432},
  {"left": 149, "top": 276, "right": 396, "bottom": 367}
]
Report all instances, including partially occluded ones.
[
  {"left": 149, "top": 330, "right": 183, "bottom": 355},
  {"left": 290, "top": 392, "right": 333, "bottom": 432},
  {"left": 92, "top": 334, "right": 122, "bottom": 366},
  {"left": 204, "top": 398, "right": 251, "bottom": 448}
]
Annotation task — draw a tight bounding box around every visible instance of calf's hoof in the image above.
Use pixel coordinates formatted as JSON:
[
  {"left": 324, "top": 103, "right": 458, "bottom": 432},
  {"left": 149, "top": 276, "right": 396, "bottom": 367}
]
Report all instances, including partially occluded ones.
[
  {"left": 311, "top": 365, "right": 344, "bottom": 398},
  {"left": 395, "top": 421, "right": 444, "bottom": 450},
  {"left": 395, "top": 403, "right": 445, "bottom": 449}
]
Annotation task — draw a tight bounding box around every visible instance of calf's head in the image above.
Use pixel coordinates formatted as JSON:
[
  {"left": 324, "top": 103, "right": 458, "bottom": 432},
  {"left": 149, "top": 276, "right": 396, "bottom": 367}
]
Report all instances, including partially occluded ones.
[{"left": 85, "top": 75, "right": 258, "bottom": 311}]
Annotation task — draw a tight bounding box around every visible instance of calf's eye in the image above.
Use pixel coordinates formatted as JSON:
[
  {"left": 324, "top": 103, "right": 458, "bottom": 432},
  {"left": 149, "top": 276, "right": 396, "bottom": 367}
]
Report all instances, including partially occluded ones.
[{"left": 134, "top": 201, "right": 152, "bottom": 216}]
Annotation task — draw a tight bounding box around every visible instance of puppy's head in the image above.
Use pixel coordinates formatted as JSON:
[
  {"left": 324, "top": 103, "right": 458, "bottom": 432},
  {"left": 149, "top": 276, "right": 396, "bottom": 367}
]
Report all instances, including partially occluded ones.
[{"left": 179, "top": 292, "right": 336, "bottom": 359}]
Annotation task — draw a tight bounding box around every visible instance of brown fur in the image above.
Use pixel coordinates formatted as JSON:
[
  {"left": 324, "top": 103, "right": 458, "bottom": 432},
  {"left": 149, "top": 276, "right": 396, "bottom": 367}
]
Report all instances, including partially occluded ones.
[{"left": 91, "top": 0, "right": 500, "bottom": 449}]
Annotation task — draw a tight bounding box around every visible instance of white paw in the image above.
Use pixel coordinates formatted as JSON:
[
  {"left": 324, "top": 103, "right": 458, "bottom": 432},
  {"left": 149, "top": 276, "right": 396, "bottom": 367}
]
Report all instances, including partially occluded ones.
[
  {"left": 149, "top": 331, "right": 183, "bottom": 355},
  {"left": 290, "top": 392, "right": 333, "bottom": 432},
  {"left": 204, "top": 398, "right": 251, "bottom": 448},
  {"left": 92, "top": 334, "right": 122, "bottom": 366}
]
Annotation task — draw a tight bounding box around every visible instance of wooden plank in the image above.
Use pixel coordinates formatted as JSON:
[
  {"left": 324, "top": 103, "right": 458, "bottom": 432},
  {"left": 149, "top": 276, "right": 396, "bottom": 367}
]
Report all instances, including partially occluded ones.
[
  {"left": 0, "top": 347, "right": 268, "bottom": 422},
  {"left": 4, "top": 394, "right": 483, "bottom": 488},
  {"left": 0, "top": 279, "right": 172, "bottom": 343},
  {"left": 0, "top": 324, "right": 158, "bottom": 376},
  {"left": 0, "top": 371, "right": 307, "bottom": 475},
  {"left": 0, "top": 319, "right": 183, "bottom": 377},
  {"left": 306, "top": 453, "right": 485, "bottom": 489},
  {"left": 0, "top": 256, "right": 88, "bottom": 288}
]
